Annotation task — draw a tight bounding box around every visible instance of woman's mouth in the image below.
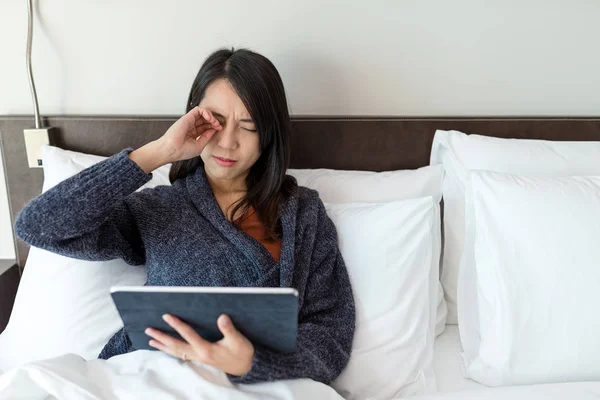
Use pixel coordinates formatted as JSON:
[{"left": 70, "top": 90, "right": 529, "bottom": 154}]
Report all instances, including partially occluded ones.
[{"left": 213, "top": 156, "right": 237, "bottom": 167}]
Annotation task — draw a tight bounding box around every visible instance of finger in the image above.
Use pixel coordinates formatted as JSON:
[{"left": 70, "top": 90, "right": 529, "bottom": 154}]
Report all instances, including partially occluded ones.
[
  {"left": 148, "top": 338, "right": 190, "bottom": 360},
  {"left": 210, "top": 117, "right": 222, "bottom": 129},
  {"left": 192, "top": 108, "right": 221, "bottom": 131},
  {"left": 190, "top": 107, "right": 210, "bottom": 125},
  {"left": 148, "top": 338, "right": 170, "bottom": 353},
  {"left": 201, "top": 108, "right": 212, "bottom": 122},
  {"left": 194, "top": 120, "right": 212, "bottom": 129},
  {"left": 202, "top": 109, "right": 222, "bottom": 129},
  {"left": 188, "top": 106, "right": 203, "bottom": 122},
  {"left": 196, "top": 120, "right": 222, "bottom": 132},
  {"left": 145, "top": 327, "right": 188, "bottom": 350},
  {"left": 194, "top": 129, "right": 217, "bottom": 149},
  {"left": 145, "top": 328, "right": 191, "bottom": 360},
  {"left": 196, "top": 123, "right": 221, "bottom": 135},
  {"left": 163, "top": 314, "right": 211, "bottom": 348},
  {"left": 192, "top": 123, "right": 214, "bottom": 135},
  {"left": 217, "top": 314, "right": 242, "bottom": 340}
]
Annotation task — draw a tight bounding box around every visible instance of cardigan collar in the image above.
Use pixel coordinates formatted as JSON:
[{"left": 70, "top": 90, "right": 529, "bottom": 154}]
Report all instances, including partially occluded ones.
[{"left": 180, "top": 167, "right": 298, "bottom": 288}]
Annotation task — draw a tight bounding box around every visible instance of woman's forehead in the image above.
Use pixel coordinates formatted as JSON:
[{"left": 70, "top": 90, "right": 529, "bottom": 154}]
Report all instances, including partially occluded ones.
[{"left": 201, "top": 79, "right": 252, "bottom": 120}]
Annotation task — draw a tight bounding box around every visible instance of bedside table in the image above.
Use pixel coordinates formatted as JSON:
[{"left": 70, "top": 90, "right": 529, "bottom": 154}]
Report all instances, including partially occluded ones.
[{"left": 0, "top": 259, "right": 20, "bottom": 334}]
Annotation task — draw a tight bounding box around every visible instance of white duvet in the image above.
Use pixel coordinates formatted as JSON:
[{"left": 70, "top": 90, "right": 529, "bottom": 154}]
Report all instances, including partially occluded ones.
[
  {"left": 0, "top": 351, "right": 344, "bottom": 400},
  {"left": 1, "top": 351, "right": 599, "bottom": 400}
]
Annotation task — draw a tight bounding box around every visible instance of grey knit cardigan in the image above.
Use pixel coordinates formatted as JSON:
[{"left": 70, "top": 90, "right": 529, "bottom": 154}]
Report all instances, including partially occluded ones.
[{"left": 14, "top": 149, "right": 356, "bottom": 385}]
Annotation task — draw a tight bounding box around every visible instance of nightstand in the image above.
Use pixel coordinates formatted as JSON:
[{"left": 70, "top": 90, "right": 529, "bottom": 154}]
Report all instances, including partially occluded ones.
[{"left": 0, "top": 259, "right": 19, "bottom": 334}]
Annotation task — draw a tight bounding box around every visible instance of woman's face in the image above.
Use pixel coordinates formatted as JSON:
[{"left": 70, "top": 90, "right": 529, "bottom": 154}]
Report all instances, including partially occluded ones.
[{"left": 199, "top": 78, "right": 261, "bottom": 189}]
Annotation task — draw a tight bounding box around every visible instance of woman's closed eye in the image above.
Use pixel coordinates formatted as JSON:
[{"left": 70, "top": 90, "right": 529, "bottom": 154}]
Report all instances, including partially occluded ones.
[
  {"left": 239, "top": 117, "right": 257, "bottom": 132},
  {"left": 213, "top": 114, "right": 256, "bottom": 132}
]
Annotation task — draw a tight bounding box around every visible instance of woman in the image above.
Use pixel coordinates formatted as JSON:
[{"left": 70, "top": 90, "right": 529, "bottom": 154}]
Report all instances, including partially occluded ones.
[{"left": 15, "top": 48, "right": 355, "bottom": 385}]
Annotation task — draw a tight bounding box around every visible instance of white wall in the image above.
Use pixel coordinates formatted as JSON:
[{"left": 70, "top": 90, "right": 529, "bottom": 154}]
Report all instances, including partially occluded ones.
[{"left": 2, "top": 0, "right": 600, "bottom": 257}]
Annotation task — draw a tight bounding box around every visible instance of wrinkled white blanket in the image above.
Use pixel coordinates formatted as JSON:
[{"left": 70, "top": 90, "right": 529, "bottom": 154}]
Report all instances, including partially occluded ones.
[
  {"left": 0, "top": 351, "right": 344, "bottom": 400},
  {"left": 2, "top": 351, "right": 599, "bottom": 400}
]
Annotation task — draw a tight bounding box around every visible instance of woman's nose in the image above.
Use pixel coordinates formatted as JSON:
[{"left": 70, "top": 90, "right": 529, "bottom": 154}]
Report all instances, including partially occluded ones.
[{"left": 216, "top": 124, "right": 238, "bottom": 150}]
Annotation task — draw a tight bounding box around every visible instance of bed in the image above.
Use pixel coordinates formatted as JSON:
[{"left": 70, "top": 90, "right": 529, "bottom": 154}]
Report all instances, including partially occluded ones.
[{"left": 2, "top": 115, "right": 600, "bottom": 399}]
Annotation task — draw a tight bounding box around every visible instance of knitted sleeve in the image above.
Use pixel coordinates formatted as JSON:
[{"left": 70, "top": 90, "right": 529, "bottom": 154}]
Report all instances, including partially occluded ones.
[{"left": 15, "top": 148, "right": 152, "bottom": 265}]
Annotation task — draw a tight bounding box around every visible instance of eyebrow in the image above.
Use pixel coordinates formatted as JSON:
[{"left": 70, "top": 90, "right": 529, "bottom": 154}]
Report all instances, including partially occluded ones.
[{"left": 211, "top": 111, "right": 254, "bottom": 123}]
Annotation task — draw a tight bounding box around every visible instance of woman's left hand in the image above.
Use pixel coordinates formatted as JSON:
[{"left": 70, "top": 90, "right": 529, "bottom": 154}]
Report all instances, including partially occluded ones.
[{"left": 145, "top": 314, "right": 255, "bottom": 377}]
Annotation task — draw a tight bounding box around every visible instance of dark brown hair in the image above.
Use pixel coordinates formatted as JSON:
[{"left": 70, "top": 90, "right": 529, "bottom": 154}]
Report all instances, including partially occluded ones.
[{"left": 169, "top": 48, "right": 295, "bottom": 240}]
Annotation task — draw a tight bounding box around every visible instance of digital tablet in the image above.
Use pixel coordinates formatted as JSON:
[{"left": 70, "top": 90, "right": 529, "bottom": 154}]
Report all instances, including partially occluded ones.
[{"left": 110, "top": 286, "right": 299, "bottom": 353}]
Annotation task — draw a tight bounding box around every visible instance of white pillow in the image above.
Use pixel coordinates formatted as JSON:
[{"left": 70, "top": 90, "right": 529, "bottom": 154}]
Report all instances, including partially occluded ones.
[
  {"left": 0, "top": 146, "right": 171, "bottom": 372},
  {"left": 289, "top": 166, "right": 444, "bottom": 202},
  {"left": 328, "top": 197, "right": 441, "bottom": 399},
  {"left": 40, "top": 147, "right": 172, "bottom": 192},
  {"left": 460, "top": 170, "right": 600, "bottom": 386},
  {"left": 289, "top": 166, "right": 447, "bottom": 336},
  {"left": 430, "top": 130, "right": 600, "bottom": 324}
]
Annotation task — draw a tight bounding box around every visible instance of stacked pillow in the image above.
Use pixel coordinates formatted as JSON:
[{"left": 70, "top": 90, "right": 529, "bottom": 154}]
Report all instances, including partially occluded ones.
[
  {"left": 290, "top": 167, "right": 447, "bottom": 337},
  {"left": 431, "top": 130, "right": 600, "bottom": 386},
  {"left": 291, "top": 168, "right": 446, "bottom": 397},
  {"left": 325, "top": 198, "right": 440, "bottom": 398}
]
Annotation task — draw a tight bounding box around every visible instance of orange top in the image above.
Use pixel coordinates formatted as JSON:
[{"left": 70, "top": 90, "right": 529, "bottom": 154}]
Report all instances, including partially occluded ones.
[{"left": 235, "top": 209, "right": 281, "bottom": 263}]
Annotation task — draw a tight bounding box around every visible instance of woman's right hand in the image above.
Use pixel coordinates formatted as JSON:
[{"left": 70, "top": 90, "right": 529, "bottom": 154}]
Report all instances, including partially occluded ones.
[
  {"left": 129, "top": 107, "right": 223, "bottom": 174},
  {"left": 159, "top": 106, "right": 223, "bottom": 162}
]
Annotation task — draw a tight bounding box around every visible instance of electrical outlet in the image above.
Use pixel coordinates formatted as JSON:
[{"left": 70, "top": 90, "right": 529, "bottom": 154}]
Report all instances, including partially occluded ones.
[{"left": 23, "top": 128, "right": 52, "bottom": 168}]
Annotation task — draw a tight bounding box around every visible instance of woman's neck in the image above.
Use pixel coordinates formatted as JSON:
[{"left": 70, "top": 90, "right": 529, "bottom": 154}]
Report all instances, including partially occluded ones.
[
  {"left": 205, "top": 169, "right": 246, "bottom": 196},
  {"left": 205, "top": 169, "right": 248, "bottom": 221}
]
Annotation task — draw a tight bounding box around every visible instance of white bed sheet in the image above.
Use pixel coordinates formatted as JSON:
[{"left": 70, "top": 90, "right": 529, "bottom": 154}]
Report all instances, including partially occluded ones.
[
  {"left": 421, "top": 326, "right": 600, "bottom": 399},
  {"left": 432, "top": 325, "right": 485, "bottom": 393},
  {"left": 409, "top": 381, "right": 600, "bottom": 400}
]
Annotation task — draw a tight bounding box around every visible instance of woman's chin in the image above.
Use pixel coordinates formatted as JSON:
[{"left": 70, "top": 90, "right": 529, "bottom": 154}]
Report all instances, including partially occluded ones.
[{"left": 205, "top": 165, "right": 244, "bottom": 182}]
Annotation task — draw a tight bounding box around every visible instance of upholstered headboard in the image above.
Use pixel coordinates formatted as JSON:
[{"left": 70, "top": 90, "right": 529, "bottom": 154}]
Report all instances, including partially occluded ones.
[{"left": 2, "top": 115, "right": 600, "bottom": 269}]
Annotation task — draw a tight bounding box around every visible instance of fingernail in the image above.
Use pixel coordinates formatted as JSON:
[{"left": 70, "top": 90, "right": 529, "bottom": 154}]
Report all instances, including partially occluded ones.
[
  {"left": 162, "top": 314, "right": 171, "bottom": 323},
  {"left": 221, "top": 315, "right": 230, "bottom": 326},
  {"left": 145, "top": 328, "right": 151, "bottom": 335}
]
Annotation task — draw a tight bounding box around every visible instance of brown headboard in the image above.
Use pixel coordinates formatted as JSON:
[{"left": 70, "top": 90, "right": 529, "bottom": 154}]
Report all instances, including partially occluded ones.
[{"left": 3, "top": 115, "right": 600, "bottom": 269}]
